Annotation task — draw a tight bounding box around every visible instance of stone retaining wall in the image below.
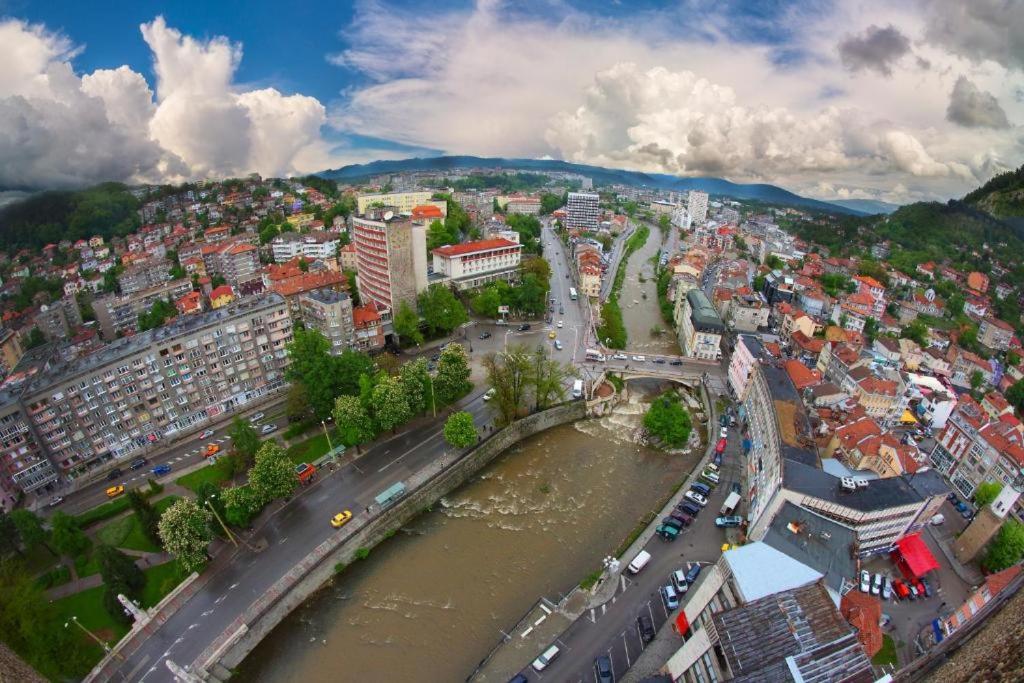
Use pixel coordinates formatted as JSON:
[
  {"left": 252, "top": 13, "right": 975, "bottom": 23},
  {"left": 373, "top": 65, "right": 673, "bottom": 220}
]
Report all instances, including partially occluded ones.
[{"left": 205, "top": 400, "right": 588, "bottom": 678}]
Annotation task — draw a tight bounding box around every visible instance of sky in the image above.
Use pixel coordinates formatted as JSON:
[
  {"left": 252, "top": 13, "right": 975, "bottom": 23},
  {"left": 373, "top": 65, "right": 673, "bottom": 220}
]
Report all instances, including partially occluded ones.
[{"left": 1, "top": 0, "right": 1023, "bottom": 205}]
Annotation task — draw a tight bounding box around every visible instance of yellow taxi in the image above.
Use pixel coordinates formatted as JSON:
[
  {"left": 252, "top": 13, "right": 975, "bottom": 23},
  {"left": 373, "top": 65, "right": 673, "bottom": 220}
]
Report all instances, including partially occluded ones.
[
  {"left": 330, "top": 510, "right": 353, "bottom": 528},
  {"left": 106, "top": 485, "right": 125, "bottom": 498},
  {"left": 548, "top": 330, "right": 557, "bottom": 339}
]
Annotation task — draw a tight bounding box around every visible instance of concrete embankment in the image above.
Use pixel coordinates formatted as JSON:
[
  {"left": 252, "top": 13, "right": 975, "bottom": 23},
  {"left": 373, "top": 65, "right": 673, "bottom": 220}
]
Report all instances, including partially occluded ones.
[{"left": 203, "top": 400, "right": 588, "bottom": 680}]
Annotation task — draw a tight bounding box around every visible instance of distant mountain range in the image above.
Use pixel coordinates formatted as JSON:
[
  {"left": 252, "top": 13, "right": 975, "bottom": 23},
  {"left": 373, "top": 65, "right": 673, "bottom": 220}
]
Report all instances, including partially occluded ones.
[
  {"left": 318, "top": 155, "right": 879, "bottom": 216},
  {"left": 827, "top": 198, "right": 901, "bottom": 215}
]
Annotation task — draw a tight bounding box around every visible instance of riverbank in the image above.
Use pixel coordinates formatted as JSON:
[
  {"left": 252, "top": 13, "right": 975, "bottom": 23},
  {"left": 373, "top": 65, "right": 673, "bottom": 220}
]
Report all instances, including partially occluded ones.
[{"left": 597, "top": 225, "right": 649, "bottom": 349}]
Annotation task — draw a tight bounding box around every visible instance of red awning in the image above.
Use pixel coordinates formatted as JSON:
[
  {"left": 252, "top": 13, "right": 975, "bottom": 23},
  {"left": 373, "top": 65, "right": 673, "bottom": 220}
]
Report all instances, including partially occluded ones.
[
  {"left": 892, "top": 533, "right": 939, "bottom": 579},
  {"left": 674, "top": 611, "right": 690, "bottom": 636}
]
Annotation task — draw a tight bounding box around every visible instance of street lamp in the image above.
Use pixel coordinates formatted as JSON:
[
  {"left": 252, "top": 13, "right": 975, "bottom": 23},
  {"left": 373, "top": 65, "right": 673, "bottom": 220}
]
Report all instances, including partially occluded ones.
[
  {"left": 66, "top": 616, "right": 122, "bottom": 659},
  {"left": 321, "top": 419, "right": 333, "bottom": 455},
  {"left": 427, "top": 373, "right": 437, "bottom": 418}
]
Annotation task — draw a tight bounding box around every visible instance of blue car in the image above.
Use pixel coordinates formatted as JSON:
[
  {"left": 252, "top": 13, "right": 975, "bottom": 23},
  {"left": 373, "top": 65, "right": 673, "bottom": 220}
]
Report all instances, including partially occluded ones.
[{"left": 151, "top": 463, "right": 172, "bottom": 476}]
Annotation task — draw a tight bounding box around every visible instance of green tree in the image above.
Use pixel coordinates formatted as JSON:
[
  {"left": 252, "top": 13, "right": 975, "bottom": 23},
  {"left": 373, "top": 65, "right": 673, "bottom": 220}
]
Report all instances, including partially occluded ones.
[
  {"left": 195, "top": 482, "right": 228, "bottom": 537},
  {"left": 765, "top": 254, "right": 785, "bottom": 270},
  {"left": 137, "top": 298, "right": 178, "bottom": 332},
  {"left": 418, "top": 284, "right": 468, "bottom": 337},
  {"left": 285, "top": 383, "right": 313, "bottom": 424},
  {"left": 127, "top": 490, "right": 162, "bottom": 547},
  {"left": 643, "top": 392, "right": 693, "bottom": 448},
  {"left": 0, "top": 512, "right": 20, "bottom": 556},
  {"left": 399, "top": 358, "right": 430, "bottom": 415},
  {"left": 50, "top": 512, "right": 90, "bottom": 558},
  {"left": 983, "top": 519, "right": 1024, "bottom": 572},
  {"left": 948, "top": 292, "right": 966, "bottom": 316},
  {"left": 1008, "top": 379, "right": 1024, "bottom": 413},
  {"left": 285, "top": 328, "right": 337, "bottom": 419},
  {"left": 530, "top": 346, "right": 569, "bottom": 410},
  {"left": 97, "top": 545, "right": 145, "bottom": 623},
  {"left": 483, "top": 346, "right": 532, "bottom": 425},
  {"left": 9, "top": 509, "right": 47, "bottom": 553},
  {"left": 521, "top": 256, "right": 552, "bottom": 289},
  {"left": 471, "top": 285, "right": 503, "bottom": 318},
  {"left": 229, "top": 417, "right": 260, "bottom": 469},
  {"left": 394, "top": 301, "right": 423, "bottom": 346},
  {"left": 334, "top": 349, "right": 375, "bottom": 397},
  {"left": 444, "top": 412, "right": 477, "bottom": 448},
  {"left": 158, "top": 498, "right": 213, "bottom": 572},
  {"left": 343, "top": 269, "right": 360, "bottom": 306},
  {"left": 974, "top": 481, "right": 1003, "bottom": 508},
  {"left": 23, "top": 327, "right": 46, "bottom": 349},
  {"left": 435, "top": 344, "right": 473, "bottom": 404},
  {"left": 970, "top": 370, "right": 985, "bottom": 391},
  {"left": 249, "top": 442, "right": 298, "bottom": 504},
  {"left": 222, "top": 485, "right": 263, "bottom": 528},
  {"left": 332, "top": 395, "right": 375, "bottom": 454},
  {"left": 863, "top": 317, "right": 880, "bottom": 342},
  {"left": 657, "top": 214, "right": 671, "bottom": 235},
  {"left": 901, "top": 320, "right": 929, "bottom": 347},
  {"left": 539, "top": 192, "right": 564, "bottom": 215},
  {"left": 426, "top": 219, "right": 460, "bottom": 251},
  {"left": 371, "top": 374, "right": 412, "bottom": 433}
]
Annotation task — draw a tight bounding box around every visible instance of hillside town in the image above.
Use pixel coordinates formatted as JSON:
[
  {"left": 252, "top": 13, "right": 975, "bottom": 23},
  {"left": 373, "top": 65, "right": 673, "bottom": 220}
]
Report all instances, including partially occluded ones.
[{"left": 1, "top": 166, "right": 1023, "bottom": 683}]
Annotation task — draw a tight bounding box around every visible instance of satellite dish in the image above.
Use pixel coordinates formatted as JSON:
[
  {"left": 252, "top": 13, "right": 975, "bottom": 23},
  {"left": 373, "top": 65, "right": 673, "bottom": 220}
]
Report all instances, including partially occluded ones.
[
  {"left": 925, "top": 288, "right": 935, "bottom": 302},
  {"left": 383, "top": 210, "right": 394, "bottom": 221},
  {"left": 40, "top": 304, "right": 49, "bottom": 312}
]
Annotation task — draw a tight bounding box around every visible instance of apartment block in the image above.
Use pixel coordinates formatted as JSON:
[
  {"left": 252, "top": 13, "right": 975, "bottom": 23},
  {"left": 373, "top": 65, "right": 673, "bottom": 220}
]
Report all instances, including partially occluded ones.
[
  {"left": 431, "top": 238, "right": 522, "bottom": 291},
  {"left": 22, "top": 295, "right": 292, "bottom": 479},
  {"left": 978, "top": 316, "right": 1014, "bottom": 352},
  {"left": 564, "top": 192, "right": 600, "bottom": 230},
  {"left": 270, "top": 231, "right": 341, "bottom": 263},
  {"left": 202, "top": 239, "right": 260, "bottom": 289},
  {"left": 93, "top": 278, "right": 194, "bottom": 340},
  {"left": 677, "top": 289, "right": 724, "bottom": 360},
  {"left": 299, "top": 289, "right": 354, "bottom": 355},
  {"left": 687, "top": 190, "right": 709, "bottom": 225},
  {"left": 504, "top": 197, "right": 541, "bottom": 215},
  {"left": 352, "top": 212, "right": 426, "bottom": 312},
  {"left": 118, "top": 258, "right": 171, "bottom": 295}
]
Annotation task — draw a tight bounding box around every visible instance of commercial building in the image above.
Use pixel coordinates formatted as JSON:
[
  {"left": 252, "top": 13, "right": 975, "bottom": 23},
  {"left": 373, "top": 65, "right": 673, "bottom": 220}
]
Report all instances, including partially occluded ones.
[
  {"left": 270, "top": 231, "right": 341, "bottom": 263},
  {"left": 677, "top": 289, "right": 724, "bottom": 360},
  {"left": 687, "top": 190, "right": 709, "bottom": 225},
  {"left": 19, "top": 295, "right": 292, "bottom": 479},
  {"left": 564, "top": 192, "right": 600, "bottom": 230},
  {"left": 299, "top": 289, "right": 355, "bottom": 355},
  {"left": 352, "top": 211, "right": 427, "bottom": 312},
  {"left": 93, "top": 278, "right": 194, "bottom": 340},
  {"left": 504, "top": 197, "right": 541, "bottom": 215},
  {"left": 663, "top": 544, "right": 874, "bottom": 683},
  {"left": 356, "top": 191, "right": 434, "bottom": 215},
  {"left": 431, "top": 239, "right": 522, "bottom": 291}
]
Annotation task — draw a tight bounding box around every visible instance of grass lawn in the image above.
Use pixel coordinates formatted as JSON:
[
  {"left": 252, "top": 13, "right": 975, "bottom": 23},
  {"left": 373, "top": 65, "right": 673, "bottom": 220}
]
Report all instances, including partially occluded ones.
[
  {"left": 94, "top": 495, "right": 179, "bottom": 553},
  {"left": 51, "top": 583, "right": 130, "bottom": 643},
  {"left": 73, "top": 550, "right": 101, "bottom": 579},
  {"left": 140, "top": 561, "right": 190, "bottom": 608},
  {"left": 284, "top": 430, "right": 339, "bottom": 466},
  {"left": 872, "top": 634, "right": 898, "bottom": 666},
  {"left": 175, "top": 456, "right": 235, "bottom": 492}
]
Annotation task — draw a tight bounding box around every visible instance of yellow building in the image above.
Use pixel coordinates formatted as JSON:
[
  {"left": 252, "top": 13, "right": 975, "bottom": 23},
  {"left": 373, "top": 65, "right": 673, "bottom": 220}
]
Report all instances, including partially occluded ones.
[
  {"left": 357, "top": 191, "right": 434, "bottom": 215},
  {"left": 210, "top": 285, "right": 236, "bottom": 309},
  {"left": 286, "top": 213, "right": 317, "bottom": 230}
]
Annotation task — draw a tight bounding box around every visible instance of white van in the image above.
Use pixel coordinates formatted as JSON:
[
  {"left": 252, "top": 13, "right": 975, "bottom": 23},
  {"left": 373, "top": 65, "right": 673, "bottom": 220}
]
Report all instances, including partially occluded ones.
[
  {"left": 628, "top": 550, "right": 652, "bottom": 574},
  {"left": 572, "top": 379, "right": 584, "bottom": 399},
  {"left": 532, "top": 644, "right": 560, "bottom": 671}
]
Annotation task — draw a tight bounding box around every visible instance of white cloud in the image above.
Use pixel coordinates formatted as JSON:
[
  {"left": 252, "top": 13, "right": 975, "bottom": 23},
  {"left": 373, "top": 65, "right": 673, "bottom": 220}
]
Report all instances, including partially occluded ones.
[{"left": 0, "top": 16, "right": 329, "bottom": 189}]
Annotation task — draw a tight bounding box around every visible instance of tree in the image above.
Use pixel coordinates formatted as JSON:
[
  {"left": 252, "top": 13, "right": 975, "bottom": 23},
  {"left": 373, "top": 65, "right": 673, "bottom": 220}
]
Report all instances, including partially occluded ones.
[
  {"left": 643, "top": 392, "right": 693, "bottom": 448},
  {"left": 334, "top": 348, "right": 375, "bottom": 396},
  {"left": 1008, "top": 379, "right": 1024, "bottom": 413},
  {"left": 343, "top": 269, "right": 360, "bottom": 306},
  {"left": 229, "top": 417, "right": 260, "bottom": 469},
  {"left": 530, "top": 346, "right": 569, "bottom": 410},
  {"left": 901, "top": 320, "right": 929, "bottom": 347},
  {"left": 195, "top": 482, "right": 228, "bottom": 537},
  {"left": 23, "top": 327, "right": 46, "bottom": 349},
  {"left": 0, "top": 512, "right": 19, "bottom": 556},
  {"left": 426, "top": 219, "right": 459, "bottom": 251},
  {"left": 418, "top": 285, "right": 468, "bottom": 337},
  {"left": 332, "top": 395, "right": 375, "bottom": 454},
  {"left": 974, "top": 481, "right": 1003, "bottom": 508},
  {"left": 444, "top": 412, "right": 477, "bottom": 448},
  {"left": 520, "top": 257, "right": 552, "bottom": 290},
  {"left": 765, "top": 254, "right": 785, "bottom": 270},
  {"left": 539, "top": 192, "right": 563, "bottom": 215},
  {"left": 249, "top": 442, "right": 298, "bottom": 505},
  {"left": 137, "top": 298, "right": 178, "bottom": 332},
  {"left": 983, "top": 519, "right": 1024, "bottom": 572},
  {"left": 222, "top": 485, "right": 263, "bottom": 528},
  {"left": 483, "top": 346, "right": 532, "bottom": 425},
  {"left": 371, "top": 374, "right": 412, "bottom": 433},
  {"left": 399, "top": 358, "right": 430, "bottom": 415},
  {"left": 97, "top": 545, "right": 145, "bottom": 623},
  {"left": 285, "top": 383, "right": 313, "bottom": 424},
  {"left": 435, "top": 344, "right": 472, "bottom": 404},
  {"left": 50, "top": 512, "right": 90, "bottom": 558},
  {"left": 9, "top": 509, "right": 47, "bottom": 553},
  {"left": 471, "top": 285, "right": 503, "bottom": 318},
  {"left": 657, "top": 214, "right": 671, "bottom": 235},
  {"left": 394, "top": 301, "right": 423, "bottom": 346},
  {"left": 970, "top": 370, "right": 985, "bottom": 392},
  {"left": 286, "top": 328, "right": 337, "bottom": 419},
  {"left": 127, "top": 490, "right": 162, "bottom": 547},
  {"left": 863, "top": 317, "right": 879, "bottom": 342},
  {"left": 948, "top": 292, "right": 966, "bottom": 316},
  {"left": 158, "top": 498, "right": 213, "bottom": 572}
]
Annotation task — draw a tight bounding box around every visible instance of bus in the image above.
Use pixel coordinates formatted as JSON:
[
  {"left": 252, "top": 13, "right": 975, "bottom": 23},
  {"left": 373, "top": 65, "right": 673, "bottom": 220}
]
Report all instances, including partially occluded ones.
[
  {"left": 585, "top": 349, "right": 606, "bottom": 362},
  {"left": 569, "top": 287, "right": 578, "bottom": 301},
  {"left": 374, "top": 481, "right": 406, "bottom": 509}
]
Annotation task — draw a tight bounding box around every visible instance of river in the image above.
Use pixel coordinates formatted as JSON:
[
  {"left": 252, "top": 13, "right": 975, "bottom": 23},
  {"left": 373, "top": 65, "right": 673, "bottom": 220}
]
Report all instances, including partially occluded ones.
[
  {"left": 620, "top": 223, "right": 681, "bottom": 356},
  {"left": 237, "top": 385, "right": 696, "bottom": 682}
]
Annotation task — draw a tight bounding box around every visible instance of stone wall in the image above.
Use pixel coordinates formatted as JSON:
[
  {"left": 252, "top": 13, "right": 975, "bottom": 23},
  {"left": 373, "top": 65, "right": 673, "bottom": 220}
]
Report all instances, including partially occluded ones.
[{"left": 207, "top": 400, "right": 588, "bottom": 678}]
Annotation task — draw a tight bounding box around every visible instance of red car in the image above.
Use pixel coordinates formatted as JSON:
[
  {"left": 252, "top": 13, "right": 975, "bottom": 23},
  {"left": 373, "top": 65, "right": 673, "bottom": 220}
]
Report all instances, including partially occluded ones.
[
  {"left": 892, "top": 579, "right": 910, "bottom": 600},
  {"left": 715, "top": 438, "right": 727, "bottom": 455}
]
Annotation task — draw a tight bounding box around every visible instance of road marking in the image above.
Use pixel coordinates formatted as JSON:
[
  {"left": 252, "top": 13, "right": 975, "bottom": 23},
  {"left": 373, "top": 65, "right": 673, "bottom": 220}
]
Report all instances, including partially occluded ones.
[
  {"left": 589, "top": 608, "right": 596, "bottom": 623},
  {"left": 201, "top": 609, "right": 214, "bottom": 617},
  {"left": 279, "top": 537, "right": 288, "bottom": 544},
  {"left": 620, "top": 575, "right": 627, "bottom": 592},
  {"left": 224, "top": 435, "right": 232, "bottom": 439},
  {"left": 601, "top": 604, "right": 606, "bottom": 616},
  {"left": 188, "top": 623, "right": 198, "bottom": 630},
  {"left": 622, "top": 633, "right": 631, "bottom": 666},
  {"left": 229, "top": 582, "right": 239, "bottom": 590},
  {"left": 214, "top": 595, "right": 227, "bottom": 604}
]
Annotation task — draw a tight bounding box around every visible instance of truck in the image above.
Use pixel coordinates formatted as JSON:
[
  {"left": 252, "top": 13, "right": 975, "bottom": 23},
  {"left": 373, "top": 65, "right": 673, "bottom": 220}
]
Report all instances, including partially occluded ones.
[
  {"left": 572, "top": 379, "right": 584, "bottom": 399},
  {"left": 720, "top": 491, "right": 741, "bottom": 516}
]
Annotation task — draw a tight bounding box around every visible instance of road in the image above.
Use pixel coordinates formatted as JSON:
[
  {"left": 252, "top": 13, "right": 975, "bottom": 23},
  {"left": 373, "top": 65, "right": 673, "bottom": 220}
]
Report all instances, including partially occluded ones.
[
  {"left": 509, "top": 393, "right": 743, "bottom": 683},
  {"left": 109, "top": 386, "right": 497, "bottom": 683}
]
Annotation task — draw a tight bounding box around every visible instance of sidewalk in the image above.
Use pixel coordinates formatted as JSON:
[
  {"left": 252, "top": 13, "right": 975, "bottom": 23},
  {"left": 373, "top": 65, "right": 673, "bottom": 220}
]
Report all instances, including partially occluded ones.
[{"left": 46, "top": 549, "right": 172, "bottom": 600}]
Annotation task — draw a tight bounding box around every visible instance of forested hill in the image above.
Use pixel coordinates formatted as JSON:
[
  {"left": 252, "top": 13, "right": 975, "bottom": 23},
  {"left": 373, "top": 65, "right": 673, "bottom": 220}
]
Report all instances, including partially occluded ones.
[
  {"left": 963, "top": 164, "right": 1024, "bottom": 224},
  {"left": 0, "top": 183, "right": 140, "bottom": 250}
]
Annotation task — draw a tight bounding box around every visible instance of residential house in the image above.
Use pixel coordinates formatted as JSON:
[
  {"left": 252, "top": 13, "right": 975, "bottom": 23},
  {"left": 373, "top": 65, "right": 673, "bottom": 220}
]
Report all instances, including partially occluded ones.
[{"left": 978, "top": 316, "right": 1014, "bottom": 352}]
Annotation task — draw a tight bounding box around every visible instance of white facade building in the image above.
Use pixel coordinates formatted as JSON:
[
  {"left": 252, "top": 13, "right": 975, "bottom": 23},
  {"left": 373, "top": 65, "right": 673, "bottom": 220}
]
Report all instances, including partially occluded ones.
[
  {"left": 688, "top": 190, "right": 709, "bottom": 225},
  {"left": 270, "top": 232, "right": 341, "bottom": 263},
  {"left": 431, "top": 239, "right": 522, "bottom": 291}
]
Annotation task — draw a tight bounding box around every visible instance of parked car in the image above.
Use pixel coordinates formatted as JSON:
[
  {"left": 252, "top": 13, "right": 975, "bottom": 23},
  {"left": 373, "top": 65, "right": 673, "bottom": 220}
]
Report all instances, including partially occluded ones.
[
  {"left": 669, "top": 359, "right": 683, "bottom": 366},
  {"left": 554, "top": 340, "right": 563, "bottom": 351},
  {"left": 261, "top": 423, "right": 277, "bottom": 435},
  {"left": 612, "top": 352, "right": 628, "bottom": 360},
  {"left": 637, "top": 614, "right": 656, "bottom": 643},
  {"left": 548, "top": 330, "right": 557, "bottom": 339},
  {"left": 669, "top": 510, "right": 693, "bottom": 526},
  {"left": 715, "top": 516, "right": 743, "bottom": 528},
  {"left": 947, "top": 492, "right": 959, "bottom": 503},
  {"left": 478, "top": 331, "right": 492, "bottom": 339},
  {"left": 871, "top": 573, "right": 883, "bottom": 596},
  {"left": 719, "top": 415, "right": 729, "bottom": 427},
  {"left": 531, "top": 644, "right": 560, "bottom": 672},
  {"left": 249, "top": 412, "right": 265, "bottom": 423},
  {"left": 653, "top": 358, "right": 666, "bottom": 364},
  {"left": 730, "top": 481, "right": 741, "bottom": 494},
  {"left": 199, "top": 429, "right": 215, "bottom": 440},
  {"left": 151, "top": 463, "right": 172, "bottom": 476},
  {"left": 690, "top": 482, "right": 711, "bottom": 497},
  {"left": 656, "top": 524, "right": 680, "bottom": 541},
  {"left": 918, "top": 578, "right": 931, "bottom": 598},
  {"left": 684, "top": 563, "right": 702, "bottom": 585},
  {"left": 720, "top": 427, "right": 729, "bottom": 438},
  {"left": 106, "top": 468, "right": 122, "bottom": 481},
  {"left": 557, "top": 321, "right": 563, "bottom": 328},
  {"left": 671, "top": 569, "right": 690, "bottom": 594},
  {"left": 595, "top": 655, "right": 614, "bottom": 683},
  {"left": 893, "top": 579, "right": 910, "bottom": 600},
  {"left": 661, "top": 585, "right": 680, "bottom": 610},
  {"left": 882, "top": 577, "right": 893, "bottom": 601},
  {"left": 930, "top": 513, "right": 946, "bottom": 525},
  {"left": 517, "top": 324, "right": 531, "bottom": 332},
  {"left": 632, "top": 355, "right": 646, "bottom": 362},
  {"left": 106, "top": 485, "right": 125, "bottom": 498},
  {"left": 47, "top": 496, "right": 63, "bottom": 507},
  {"left": 483, "top": 388, "right": 496, "bottom": 401},
  {"left": 204, "top": 443, "right": 220, "bottom": 458},
  {"left": 684, "top": 490, "right": 708, "bottom": 507},
  {"left": 330, "top": 510, "right": 353, "bottom": 528},
  {"left": 678, "top": 501, "right": 701, "bottom": 517},
  {"left": 661, "top": 516, "right": 684, "bottom": 531},
  {"left": 908, "top": 584, "right": 919, "bottom": 600},
  {"left": 859, "top": 570, "right": 871, "bottom": 593}
]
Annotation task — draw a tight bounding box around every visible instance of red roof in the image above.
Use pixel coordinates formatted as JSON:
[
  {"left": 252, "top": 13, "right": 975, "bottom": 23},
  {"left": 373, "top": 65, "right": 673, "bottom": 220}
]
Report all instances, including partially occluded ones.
[
  {"left": 784, "top": 359, "right": 821, "bottom": 390},
  {"left": 411, "top": 205, "right": 444, "bottom": 220},
  {"left": 271, "top": 271, "right": 347, "bottom": 298},
  {"left": 210, "top": 285, "right": 234, "bottom": 300},
  {"left": 840, "top": 591, "right": 883, "bottom": 657},
  {"left": 892, "top": 533, "right": 939, "bottom": 579},
  {"left": 353, "top": 302, "right": 381, "bottom": 326},
  {"left": 432, "top": 238, "right": 520, "bottom": 257}
]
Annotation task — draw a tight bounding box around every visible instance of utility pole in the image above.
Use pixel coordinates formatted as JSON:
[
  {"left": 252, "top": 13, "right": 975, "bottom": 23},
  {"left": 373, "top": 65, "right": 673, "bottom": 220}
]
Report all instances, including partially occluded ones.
[
  {"left": 66, "top": 616, "right": 122, "bottom": 660},
  {"left": 322, "top": 419, "right": 334, "bottom": 454},
  {"left": 428, "top": 374, "right": 437, "bottom": 417},
  {"left": 204, "top": 497, "right": 237, "bottom": 548}
]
